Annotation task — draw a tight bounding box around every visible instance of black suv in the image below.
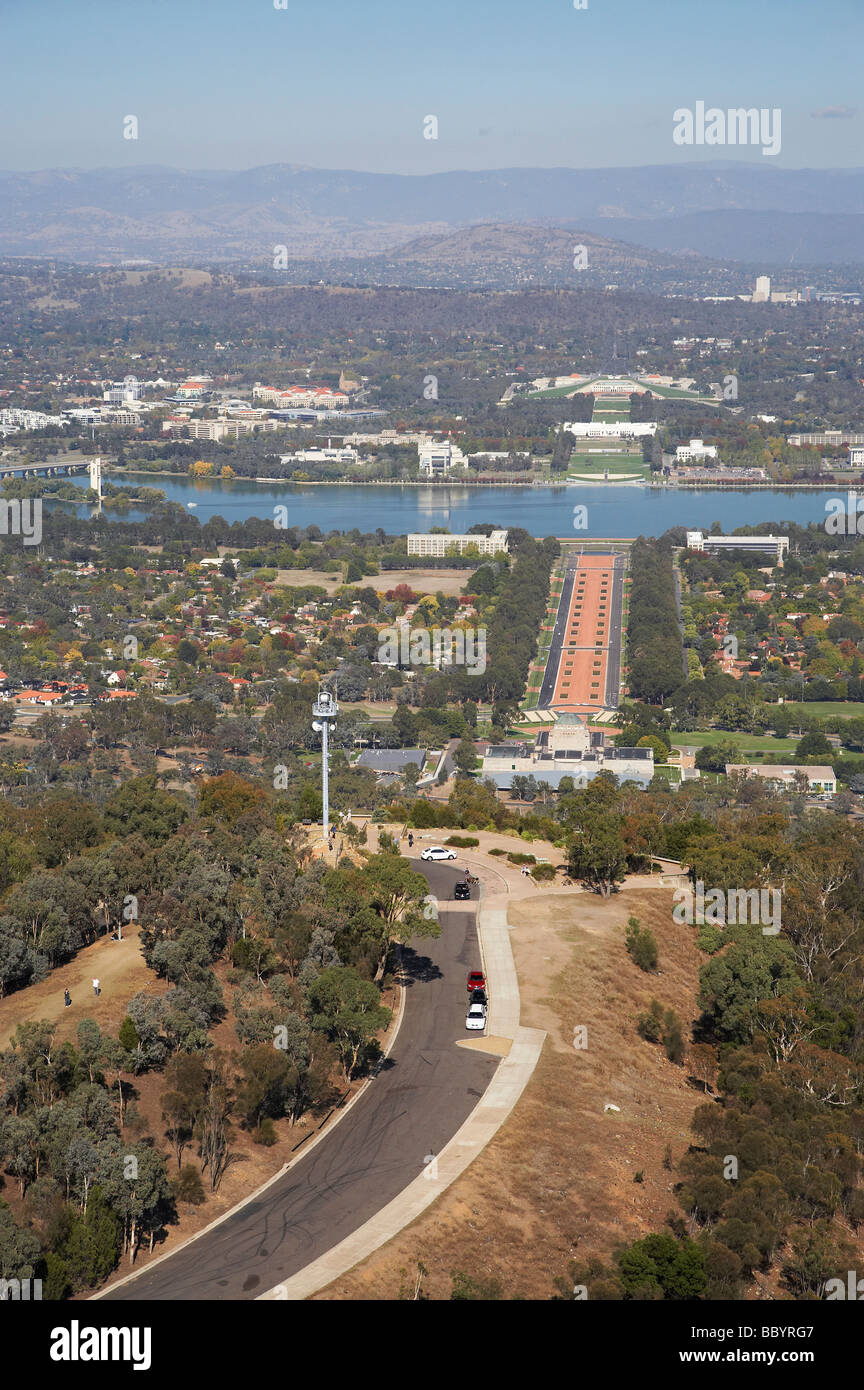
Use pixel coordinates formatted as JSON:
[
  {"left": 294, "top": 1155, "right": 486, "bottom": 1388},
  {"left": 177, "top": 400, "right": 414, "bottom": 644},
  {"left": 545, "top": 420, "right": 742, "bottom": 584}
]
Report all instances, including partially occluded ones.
[
  {"left": 470, "top": 988, "right": 487, "bottom": 1006},
  {"left": 454, "top": 880, "right": 471, "bottom": 900}
]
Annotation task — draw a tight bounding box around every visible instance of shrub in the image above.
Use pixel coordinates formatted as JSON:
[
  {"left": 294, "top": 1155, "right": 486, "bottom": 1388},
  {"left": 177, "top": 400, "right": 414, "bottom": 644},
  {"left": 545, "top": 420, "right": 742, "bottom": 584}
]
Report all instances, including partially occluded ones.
[
  {"left": 445, "top": 835, "right": 479, "bottom": 848},
  {"left": 253, "top": 1118, "right": 278, "bottom": 1146},
  {"left": 625, "top": 916, "right": 659, "bottom": 972},
  {"left": 450, "top": 1269, "right": 503, "bottom": 1300},
  {"left": 507, "top": 852, "right": 536, "bottom": 865},
  {"left": 636, "top": 998, "right": 685, "bottom": 1062},
  {"left": 696, "top": 924, "right": 725, "bottom": 954},
  {"left": 487, "top": 847, "right": 506, "bottom": 856},
  {"left": 663, "top": 1013, "right": 685, "bottom": 1064},
  {"left": 637, "top": 1003, "right": 663, "bottom": 1043},
  {"left": 531, "top": 863, "right": 556, "bottom": 881},
  {"left": 173, "top": 1164, "right": 206, "bottom": 1207}
]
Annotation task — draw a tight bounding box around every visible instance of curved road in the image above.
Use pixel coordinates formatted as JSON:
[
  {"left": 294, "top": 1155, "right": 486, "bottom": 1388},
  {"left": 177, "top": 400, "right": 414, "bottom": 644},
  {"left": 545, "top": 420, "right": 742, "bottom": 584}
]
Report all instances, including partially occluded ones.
[{"left": 103, "top": 860, "right": 496, "bottom": 1301}]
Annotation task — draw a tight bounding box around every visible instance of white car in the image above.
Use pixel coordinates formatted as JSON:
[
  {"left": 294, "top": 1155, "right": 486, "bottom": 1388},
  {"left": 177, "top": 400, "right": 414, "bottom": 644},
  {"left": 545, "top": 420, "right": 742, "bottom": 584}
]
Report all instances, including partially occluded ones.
[
  {"left": 465, "top": 1002, "right": 487, "bottom": 1031},
  {"left": 420, "top": 846, "right": 457, "bottom": 861}
]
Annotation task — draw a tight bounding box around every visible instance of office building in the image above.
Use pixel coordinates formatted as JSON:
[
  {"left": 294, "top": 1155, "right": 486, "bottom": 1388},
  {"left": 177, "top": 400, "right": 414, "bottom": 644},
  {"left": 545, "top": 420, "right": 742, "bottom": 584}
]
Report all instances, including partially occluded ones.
[
  {"left": 753, "top": 276, "right": 772, "bottom": 303},
  {"left": 685, "top": 530, "right": 789, "bottom": 563},
  {"left": 417, "top": 439, "right": 468, "bottom": 476},
  {"left": 406, "top": 530, "right": 508, "bottom": 557},
  {"left": 676, "top": 439, "right": 718, "bottom": 463}
]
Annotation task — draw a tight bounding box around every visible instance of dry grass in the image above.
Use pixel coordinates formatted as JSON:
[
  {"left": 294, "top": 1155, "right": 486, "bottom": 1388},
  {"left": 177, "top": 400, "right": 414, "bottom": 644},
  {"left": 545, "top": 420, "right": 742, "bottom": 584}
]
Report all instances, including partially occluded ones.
[
  {"left": 314, "top": 885, "right": 707, "bottom": 1301},
  {"left": 267, "top": 568, "right": 471, "bottom": 597}
]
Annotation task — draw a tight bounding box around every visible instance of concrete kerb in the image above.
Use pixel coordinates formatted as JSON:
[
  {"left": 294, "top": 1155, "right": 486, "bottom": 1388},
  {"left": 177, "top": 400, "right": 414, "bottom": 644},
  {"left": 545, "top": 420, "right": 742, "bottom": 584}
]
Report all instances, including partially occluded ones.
[
  {"left": 258, "top": 891, "right": 545, "bottom": 1300},
  {"left": 90, "top": 948, "right": 409, "bottom": 1301}
]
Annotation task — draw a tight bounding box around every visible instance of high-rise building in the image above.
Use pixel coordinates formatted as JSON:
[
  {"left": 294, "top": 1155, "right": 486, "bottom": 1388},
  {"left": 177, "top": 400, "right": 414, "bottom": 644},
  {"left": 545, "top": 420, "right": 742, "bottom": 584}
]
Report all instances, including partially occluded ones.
[{"left": 753, "top": 275, "right": 772, "bottom": 303}]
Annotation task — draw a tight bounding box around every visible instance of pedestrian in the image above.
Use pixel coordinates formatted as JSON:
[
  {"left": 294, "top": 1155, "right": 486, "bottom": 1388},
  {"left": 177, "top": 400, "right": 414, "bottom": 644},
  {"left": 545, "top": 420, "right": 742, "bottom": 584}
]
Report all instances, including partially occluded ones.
[
  {"left": 64, "top": 989, "right": 71, "bottom": 1008},
  {"left": 92, "top": 978, "right": 100, "bottom": 997},
  {"left": 521, "top": 864, "right": 530, "bottom": 878}
]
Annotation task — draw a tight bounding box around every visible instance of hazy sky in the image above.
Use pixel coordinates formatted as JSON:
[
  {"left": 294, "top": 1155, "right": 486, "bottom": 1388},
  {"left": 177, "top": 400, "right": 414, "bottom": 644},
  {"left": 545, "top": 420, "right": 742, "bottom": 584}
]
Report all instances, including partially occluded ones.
[{"left": 1, "top": 0, "right": 861, "bottom": 172}]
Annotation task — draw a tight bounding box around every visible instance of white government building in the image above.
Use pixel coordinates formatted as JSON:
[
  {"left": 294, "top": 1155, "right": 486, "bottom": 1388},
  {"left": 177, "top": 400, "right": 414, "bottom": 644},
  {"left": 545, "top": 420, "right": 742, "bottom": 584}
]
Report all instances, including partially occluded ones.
[
  {"left": 407, "top": 529, "right": 509, "bottom": 557},
  {"left": 685, "top": 531, "right": 789, "bottom": 563},
  {"left": 563, "top": 421, "right": 657, "bottom": 439},
  {"left": 418, "top": 439, "right": 468, "bottom": 476},
  {"left": 482, "top": 713, "right": 655, "bottom": 791},
  {"left": 676, "top": 439, "right": 718, "bottom": 462}
]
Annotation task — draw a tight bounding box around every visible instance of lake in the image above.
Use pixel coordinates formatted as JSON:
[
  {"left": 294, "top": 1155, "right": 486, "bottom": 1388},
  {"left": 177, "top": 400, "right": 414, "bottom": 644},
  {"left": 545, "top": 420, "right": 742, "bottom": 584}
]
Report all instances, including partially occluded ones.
[{"left": 53, "top": 473, "right": 842, "bottom": 538}]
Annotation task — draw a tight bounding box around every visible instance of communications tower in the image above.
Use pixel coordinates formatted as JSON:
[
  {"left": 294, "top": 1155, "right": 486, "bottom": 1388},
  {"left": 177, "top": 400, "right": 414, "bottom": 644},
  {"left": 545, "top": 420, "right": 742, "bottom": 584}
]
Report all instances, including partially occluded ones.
[{"left": 312, "top": 685, "right": 338, "bottom": 844}]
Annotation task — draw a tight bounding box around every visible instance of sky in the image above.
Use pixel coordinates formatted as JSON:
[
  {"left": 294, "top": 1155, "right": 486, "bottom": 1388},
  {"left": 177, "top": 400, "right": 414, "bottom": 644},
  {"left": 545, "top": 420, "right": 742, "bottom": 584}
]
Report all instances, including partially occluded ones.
[{"left": 0, "top": 0, "right": 861, "bottom": 173}]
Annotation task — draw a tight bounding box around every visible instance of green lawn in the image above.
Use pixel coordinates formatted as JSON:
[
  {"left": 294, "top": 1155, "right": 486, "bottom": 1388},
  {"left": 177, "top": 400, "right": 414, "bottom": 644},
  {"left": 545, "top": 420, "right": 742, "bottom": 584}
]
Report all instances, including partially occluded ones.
[
  {"left": 777, "top": 702, "right": 864, "bottom": 721},
  {"left": 643, "top": 383, "right": 708, "bottom": 400},
  {"left": 525, "top": 378, "right": 709, "bottom": 403},
  {"left": 528, "top": 384, "right": 584, "bottom": 399},
  {"left": 671, "top": 732, "right": 800, "bottom": 753},
  {"left": 652, "top": 765, "right": 682, "bottom": 782},
  {"left": 569, "top": 452, "right": 648, "bottom": 477}
]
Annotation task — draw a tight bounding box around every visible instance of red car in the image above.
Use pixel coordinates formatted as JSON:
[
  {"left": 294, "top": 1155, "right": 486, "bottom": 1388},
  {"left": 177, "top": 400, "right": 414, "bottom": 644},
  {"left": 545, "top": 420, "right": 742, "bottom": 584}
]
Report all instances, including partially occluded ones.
[{"left": 466, "top": 970, "right": 486, "bottom": 993}]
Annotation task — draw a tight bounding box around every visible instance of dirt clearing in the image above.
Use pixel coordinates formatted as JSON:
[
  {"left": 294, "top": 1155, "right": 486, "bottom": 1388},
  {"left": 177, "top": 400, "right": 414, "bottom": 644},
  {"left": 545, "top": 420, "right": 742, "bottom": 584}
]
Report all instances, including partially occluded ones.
[{"left": 0, "top": 924, "right": 157, "bottom": 1050}]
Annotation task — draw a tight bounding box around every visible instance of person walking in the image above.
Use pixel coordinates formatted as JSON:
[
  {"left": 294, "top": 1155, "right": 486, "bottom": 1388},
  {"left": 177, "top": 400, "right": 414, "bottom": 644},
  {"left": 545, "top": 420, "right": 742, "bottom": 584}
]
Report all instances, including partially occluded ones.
[
  {"left": 521, "top": 864, "right": 531, "bottom": 878},
  {"left": 64, "top": 989, "right": 71, "bottom": 1008},
  {"left": 92, "top": 978, "right": 100, "bottom": 997}
]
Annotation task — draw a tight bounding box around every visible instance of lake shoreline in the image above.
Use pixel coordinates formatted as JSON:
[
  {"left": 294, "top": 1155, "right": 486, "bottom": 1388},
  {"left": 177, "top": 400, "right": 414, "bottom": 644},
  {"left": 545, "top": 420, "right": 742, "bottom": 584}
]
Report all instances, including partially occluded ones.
[
  {"left": 50, "top": 471, "right": 841, "bottom": 537},
  {"left": 107, "top": 468, "right": 849, "bottom": 493}
]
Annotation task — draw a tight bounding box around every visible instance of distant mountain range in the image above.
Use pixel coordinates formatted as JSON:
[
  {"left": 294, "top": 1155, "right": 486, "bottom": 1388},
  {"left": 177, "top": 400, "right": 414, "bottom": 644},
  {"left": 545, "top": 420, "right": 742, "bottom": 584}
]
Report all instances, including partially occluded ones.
[{"left": 1, "top": 163, "right": 863, "bottom": 268}]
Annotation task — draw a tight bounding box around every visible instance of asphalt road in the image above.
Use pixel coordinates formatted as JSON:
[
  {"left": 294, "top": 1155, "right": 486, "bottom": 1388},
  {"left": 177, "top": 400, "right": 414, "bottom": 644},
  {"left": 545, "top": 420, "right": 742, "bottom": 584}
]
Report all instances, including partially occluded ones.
[
  {"left": 103, "top": 861, "right": 496, "bottom": 1302},
  {"left": 604, "top": 554, "right": 625, "bottom": 708}
]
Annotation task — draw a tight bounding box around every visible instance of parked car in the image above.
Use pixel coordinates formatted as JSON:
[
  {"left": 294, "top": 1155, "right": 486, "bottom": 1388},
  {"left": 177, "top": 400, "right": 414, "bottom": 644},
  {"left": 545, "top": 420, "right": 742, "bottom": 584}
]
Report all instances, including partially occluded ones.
[
  {"left": 470, "top": 988, "right": 487, "bottom": 1006},
  {"left": 466, "top": 970, "right": 486, "bottom": 993},
  {"left": 421, "top": 846, "right": 457, "bottom": 861},
  {"left": 454, "top": 881, "right": 471, "bottom": 900},
  {"left": 465, "top": 1001, "right": 487, "bottom": 1031}
]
